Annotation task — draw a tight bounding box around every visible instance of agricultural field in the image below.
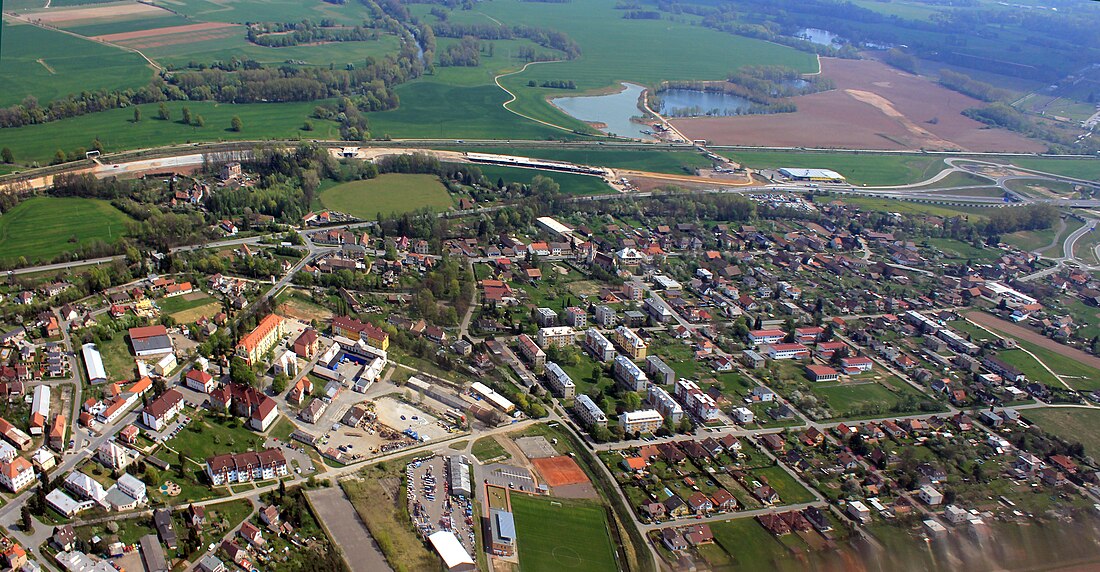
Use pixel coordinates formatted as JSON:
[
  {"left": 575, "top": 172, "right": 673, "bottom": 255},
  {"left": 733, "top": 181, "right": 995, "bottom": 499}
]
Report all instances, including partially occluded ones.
[
  {"left": 510, "top": 493, "right": 618, "bottom": 572},
  {"left": 319, "top": 174, "right": 453, "bottom": 218},
  {"left": 1023, "top": 408, "right": 1100, "bottom": 456},
  {"left": 0, "top": 197, "right": 132, "bottom": 265},
  {"left": 674, "top": 58, "right": 1046, "bottom": 153},
  {"left": 0, "top": 21, "right": 153, "bottom": 107}
]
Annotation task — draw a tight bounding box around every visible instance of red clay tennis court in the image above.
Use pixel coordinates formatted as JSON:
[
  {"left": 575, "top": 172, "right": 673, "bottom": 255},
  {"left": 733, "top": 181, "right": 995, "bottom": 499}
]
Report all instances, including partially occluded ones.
[{"left": 532, "top": 456, "right": 589, "bottom": 487}]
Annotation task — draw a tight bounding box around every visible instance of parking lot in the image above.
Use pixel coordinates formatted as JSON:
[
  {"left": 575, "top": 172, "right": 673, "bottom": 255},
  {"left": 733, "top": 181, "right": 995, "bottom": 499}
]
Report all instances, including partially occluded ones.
[{"left": 406, "top": 456, "right": 477, "bottom": 556}]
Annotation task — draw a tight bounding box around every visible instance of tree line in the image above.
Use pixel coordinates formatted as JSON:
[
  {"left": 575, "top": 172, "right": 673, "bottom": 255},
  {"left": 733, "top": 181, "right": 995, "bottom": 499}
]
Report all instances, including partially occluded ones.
[
  {"left": 429, "top": 22, "right": 581, "bottom": 59},
  {"left": 247, "top": 20, "right": 381, "bottom": 47}
]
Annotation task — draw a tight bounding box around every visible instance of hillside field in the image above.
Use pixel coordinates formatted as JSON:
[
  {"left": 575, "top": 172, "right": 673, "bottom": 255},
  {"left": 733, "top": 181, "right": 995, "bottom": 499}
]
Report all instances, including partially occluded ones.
[
  {"left": 319, "top": 174, "right": 453, "bottom": 218},
  {"left": 0, "top": 196, "right": 132, "bottom": 264}
]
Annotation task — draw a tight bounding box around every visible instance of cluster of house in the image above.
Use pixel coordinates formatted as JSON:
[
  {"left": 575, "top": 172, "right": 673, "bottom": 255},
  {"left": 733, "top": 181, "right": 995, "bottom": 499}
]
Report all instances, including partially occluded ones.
[
  {"left": 0, "top": 326, "right": 68, "bottom": 382},
  {"left": 617, "top": 435, "right": 748, "bottom": 520}
]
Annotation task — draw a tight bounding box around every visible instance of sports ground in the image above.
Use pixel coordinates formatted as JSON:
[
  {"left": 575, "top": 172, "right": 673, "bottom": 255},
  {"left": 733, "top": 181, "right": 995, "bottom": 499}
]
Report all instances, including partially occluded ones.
[{"left": 510, "top": 493, "right": 618, "bottom": 572}]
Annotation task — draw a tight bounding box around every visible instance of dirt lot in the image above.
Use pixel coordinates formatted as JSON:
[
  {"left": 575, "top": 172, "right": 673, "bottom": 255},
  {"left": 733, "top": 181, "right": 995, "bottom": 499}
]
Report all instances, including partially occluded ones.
[
  {"left": 967, "top": 311, "right": 1100, "bottom": 371},
  {"left": 307, "top": 487, "right": 393, "bottom": 572},
  {"left": 94, "top": 21, "right": 237, "bottom": 42},
  {"left": 26, "top": 2, "right": 169, "bottom": 24},
  {"left": 672, "top": 58, "right": 1046, "bottom": 153}
]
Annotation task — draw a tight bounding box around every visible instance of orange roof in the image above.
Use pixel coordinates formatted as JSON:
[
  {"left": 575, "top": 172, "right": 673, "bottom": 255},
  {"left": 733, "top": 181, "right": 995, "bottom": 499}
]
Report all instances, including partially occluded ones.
[
  {"left": 129, "top": 376, "right": 152, "bottom": 395},
  {"left": 238, "top": 314, "right": 284, "bottom": 353},
  {"left": 624, "top": 457, "right": 646, "bottom": 470},
  {"left": 1, "top": 457, "right": 31, "bottom": 479},
  {"left": 49, "top": 415, "right": 66, "bottom": 439}
]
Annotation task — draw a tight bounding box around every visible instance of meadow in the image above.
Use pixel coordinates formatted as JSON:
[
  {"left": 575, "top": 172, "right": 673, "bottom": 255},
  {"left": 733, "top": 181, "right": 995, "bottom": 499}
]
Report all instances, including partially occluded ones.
[
  {"left": 470, "top": 164, "right": 610, "bottom": 196},
  {"left": 0, "top": 21, "right": 152, "bottom": 107},
  {"left": 0, "top": 197, "right": 132, "bottom": 264},
  {"left": 1023, "top": 408, "right": 1100, "bottom": 456},
  {"left": 447, "top": 0, "right": 819, "bottom": 131},
  {"left": 510, "top": 493, "right": 618, "bottom": 572},
  {"left": 319, "top": 174, "right": 453, "bottom": 218},
  {"left": 720, "top": 150, "right": 947, "bottom": 186},
  {"left": 1008, "top": 158, "right": 1100, "bottom": 181},
  {"left": 0, "top": 100, "right": 337, "bottom": 165},
  {"left": 444, "top": 146, "right": 713, "bottom": 175}
]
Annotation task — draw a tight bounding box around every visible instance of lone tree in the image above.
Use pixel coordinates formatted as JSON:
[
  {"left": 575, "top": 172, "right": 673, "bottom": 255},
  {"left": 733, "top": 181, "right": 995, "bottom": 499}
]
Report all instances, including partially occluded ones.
[
  {"left": 181, "top": 106, "right": 192, "bottom": 125},
  {"left": 230, "top": 115, "right": 243, "bottom": 132},
  {"left": 195, "top": 115, "right": 205, "bottom": 128},
  {"left": 158, "top": 103, "right": 170, "bottom": 121},
  {"left": 20, "top": 506, "right": 33, "bottom": 534},
  {"left": 0, "top": 147, "right": 12, "bottom": 164},
  {"left": 133, "top": 107, "right": 141, "bottom": 123}
]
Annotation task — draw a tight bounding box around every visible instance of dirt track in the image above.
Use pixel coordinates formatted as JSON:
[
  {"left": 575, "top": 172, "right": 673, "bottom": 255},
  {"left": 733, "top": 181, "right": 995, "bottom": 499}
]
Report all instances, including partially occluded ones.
[
  {"left": 966, "top": 311, "right": 1100, "bottom": 371},
  {"left": 672, "top": 58, "right": 1046, "bottom": 153}
]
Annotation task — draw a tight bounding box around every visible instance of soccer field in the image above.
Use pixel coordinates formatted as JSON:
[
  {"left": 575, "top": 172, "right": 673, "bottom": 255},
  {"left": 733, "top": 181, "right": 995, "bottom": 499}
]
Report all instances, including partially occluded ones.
[{"left": 510, "top": 494, "right": 619, "bottom": 572}]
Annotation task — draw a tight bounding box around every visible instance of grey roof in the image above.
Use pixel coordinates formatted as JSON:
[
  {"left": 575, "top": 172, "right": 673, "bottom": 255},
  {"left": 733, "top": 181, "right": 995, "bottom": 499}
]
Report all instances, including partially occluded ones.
[
  {"left": 491, "top": 509, "right": 516, "bottom": 543},
  {"left": 139, "top": 534, "right": 168, "bottom": 572},
  {"left": 131, "top": 334, "right": 172, "bottom": 354}
]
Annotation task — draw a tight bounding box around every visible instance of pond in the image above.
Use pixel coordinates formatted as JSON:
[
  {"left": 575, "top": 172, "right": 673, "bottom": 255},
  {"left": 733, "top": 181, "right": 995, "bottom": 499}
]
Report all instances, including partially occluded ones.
[
  {"left": 551, "top": 82, "right": 654, "bottom": 140},
  {"left": 657, "top": 88, "right": 754, "bottom": 117},
  {"left": 799, "top": 27, "right": 844, "bottom": 46}
]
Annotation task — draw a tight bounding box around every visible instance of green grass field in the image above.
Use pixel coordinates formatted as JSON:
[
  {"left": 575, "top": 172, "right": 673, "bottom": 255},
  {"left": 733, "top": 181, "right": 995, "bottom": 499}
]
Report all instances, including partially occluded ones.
[
  {"left": 837, "top": 196, "right": 991, "bottom": 219},
  {"left": 471, "top": 0, "right": 818, "bottom": 131},
  {"left": 0, "top": 21, "right": 153, "bottom": 107},
  {"left": 60, "top": 15, "right": 192, "bottom": 37},
  {"left": 754, "top": 465, "right": 816, "bottom": 504},
  {"left": 151, "top": 0, "right": 371, "bottom": 25},
  {"left": 811, "top": 381, "right": 908, "bottom": 418},
  {"left": 928, "top": 237, "right": 1002, "bottom": 261},
  {"left": 721, "top": 150, "right": 946, "bottom": 186},
  {"left": 1023, "top": 408, "right": 1100, "bottom": 455},
  {"left": 0, "top": 100, "right": 336, "bottom": 165},
  {"left": 470, "top": 436, "right": 509, "bottom": 463},
  {"left": 1009, "top": 158, "right": 1100, "bottom": 181},
  {"left": 510, "top": 494, "right": 618, "bottom": 572},
  {"left": 150, "top": 34, "right": 402, "bottom": 69},
  {"left": 0, "top": 197, "right": 132, "bottom": 264},
  {"left": 1002, "top": 227, "right": 1058, "bottom": 252},
  {"left": 996, "top": 349, "right": 1060, "bottom": 386},
  {"left": 445, "top": 146, "right": 713, "bottom": 175},
  {"left": 711, "top": 518, "right": 793, "bottom": 570},
  {"left": 319, "top": 174, "right": 453, "bottom": 218},
  {"left": 1008, "top": 338, "right": 1100, "bottom": 392},
  {"left": 471, "top": 164, "right": 611, "bottom": 196}
]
